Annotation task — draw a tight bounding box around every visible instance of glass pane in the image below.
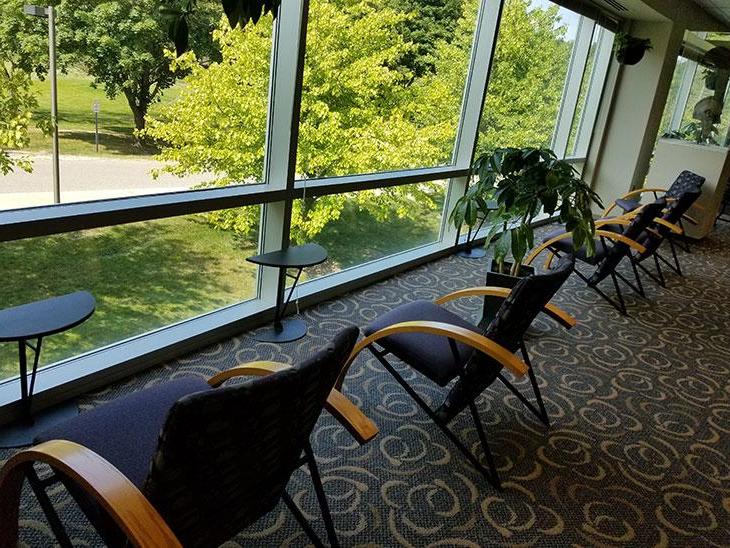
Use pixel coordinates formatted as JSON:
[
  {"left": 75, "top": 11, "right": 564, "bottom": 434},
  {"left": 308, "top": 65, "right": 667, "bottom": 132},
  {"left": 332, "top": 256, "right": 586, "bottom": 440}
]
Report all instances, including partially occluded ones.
[
  {"left": 658, "top": 56, "right": 694, "bottom": 135},
  {"left": 295, "top": 0, "right": 481, "bottom": 179},
  {"left": 476, "top": 0, "right": 580, "bottom": 155},
  {"left": 0, "top": 206, "right": 260, "bottom": 382},
  {"left": 1, "top": 6, "right": 274, "bottom": 212},
  {"left": 291, "top": 181, "right": 447, "bottom": 280},
  {"left": 567, "top": 26, "right": 600, "bottom": 156}
]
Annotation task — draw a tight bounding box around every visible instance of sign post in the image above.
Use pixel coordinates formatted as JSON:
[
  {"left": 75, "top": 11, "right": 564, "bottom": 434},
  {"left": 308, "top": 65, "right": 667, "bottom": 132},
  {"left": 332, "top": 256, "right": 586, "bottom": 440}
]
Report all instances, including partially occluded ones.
[
  {"left": 24, "top": 4, "right": 60, "bottom": 204},
  {"left": 92, "top": 100, "right": 100, "bottom": 152}
]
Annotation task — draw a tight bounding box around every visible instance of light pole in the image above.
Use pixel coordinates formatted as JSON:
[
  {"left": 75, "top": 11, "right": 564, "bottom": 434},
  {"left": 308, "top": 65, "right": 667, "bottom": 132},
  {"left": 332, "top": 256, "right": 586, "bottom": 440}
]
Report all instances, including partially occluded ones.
[{"left": 24, "top": 4, "right": 60, "bottom": 204}]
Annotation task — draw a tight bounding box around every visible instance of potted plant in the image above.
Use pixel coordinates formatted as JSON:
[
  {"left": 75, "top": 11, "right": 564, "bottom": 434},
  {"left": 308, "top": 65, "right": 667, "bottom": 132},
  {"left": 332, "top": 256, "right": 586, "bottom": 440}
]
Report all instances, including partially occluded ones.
[
  {"left": 450, "top": 147, "right": 602, "bottom": 319},
  {"left": 613, "top": 32, "right": 652, "bottom": 66}
]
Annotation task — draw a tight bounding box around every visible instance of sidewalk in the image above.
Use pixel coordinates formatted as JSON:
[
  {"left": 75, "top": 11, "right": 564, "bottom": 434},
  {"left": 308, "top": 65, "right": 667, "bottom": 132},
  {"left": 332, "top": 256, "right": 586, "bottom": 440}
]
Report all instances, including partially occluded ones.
[{"left": 1, "top": 154, "right": 210, "bottom": 210}]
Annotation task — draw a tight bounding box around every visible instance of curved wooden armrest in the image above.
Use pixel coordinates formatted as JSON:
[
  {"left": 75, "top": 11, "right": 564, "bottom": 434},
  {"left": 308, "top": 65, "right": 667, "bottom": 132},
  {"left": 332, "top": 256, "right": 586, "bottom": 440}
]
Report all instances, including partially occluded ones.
[
  {"left": 653, "top": 218, "right": 683, "bottom": 234},
  {"left": 326, "top": 389, "right": 378, "bottom": 444},
  {"left": 209, "top": 361, "right": 378, "bottom": 445},
  {"left": 207, "top": 361, "right": 291, "bottom": 387},
  {"left": 594, "top": 217, "right": 633, "bottom": 228},
  {"left": 0, "top": 440, "right": 180, "bottom": 548},
  {"left": 337, "top": 321, "right": 528, "bottom": 392},
  {"left": 601, "top": 188, "right": 665, "bottom": 216},
  {"left": 434, "top": 287, "right": 576, "bottom": 329},
  {"left": 525, "top": 229, "right": 646, "bottom": 267}
]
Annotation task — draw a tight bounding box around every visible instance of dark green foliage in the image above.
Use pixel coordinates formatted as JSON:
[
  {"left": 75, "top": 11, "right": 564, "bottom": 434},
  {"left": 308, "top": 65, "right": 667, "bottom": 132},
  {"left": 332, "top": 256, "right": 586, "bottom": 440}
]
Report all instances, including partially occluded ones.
[
  {"left": 450, "top": 147, "right": 603, "bottom": 275},
  {"left": 164, "top": 0, "right": 279, "bottom": 55},
  {"left": 386, "top": 0, "right": 463, "bottom": 77}
]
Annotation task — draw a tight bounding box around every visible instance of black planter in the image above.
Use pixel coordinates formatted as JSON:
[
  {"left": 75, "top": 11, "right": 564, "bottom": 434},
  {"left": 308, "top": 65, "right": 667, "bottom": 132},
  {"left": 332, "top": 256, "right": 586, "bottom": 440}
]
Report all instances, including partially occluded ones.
[
  {"left": 615, "top": 45, "right": 647, "bottom": 66},
  {"left": 481, "top": 260, "right": 535, "bottom": 325}
]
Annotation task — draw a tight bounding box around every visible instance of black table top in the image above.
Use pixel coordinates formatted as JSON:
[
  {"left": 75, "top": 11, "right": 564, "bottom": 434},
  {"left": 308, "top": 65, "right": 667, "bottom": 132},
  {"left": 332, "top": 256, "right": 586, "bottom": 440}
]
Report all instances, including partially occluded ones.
[
  {"left": 247, "top": 243, "right": 328, "bottom": 269},
  {"left": 0, "top": 291, "right": 96, "bottom": 342}
]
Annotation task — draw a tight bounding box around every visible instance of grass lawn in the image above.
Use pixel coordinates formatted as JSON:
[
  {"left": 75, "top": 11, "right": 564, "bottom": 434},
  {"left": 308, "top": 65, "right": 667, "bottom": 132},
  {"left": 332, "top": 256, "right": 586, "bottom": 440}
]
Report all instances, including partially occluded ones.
[
  {"left": 0, "top": 197, "right": 443, "bottom": 380},
  {"left": 27, "top": 72, "right": 182, "bottom": 158}
]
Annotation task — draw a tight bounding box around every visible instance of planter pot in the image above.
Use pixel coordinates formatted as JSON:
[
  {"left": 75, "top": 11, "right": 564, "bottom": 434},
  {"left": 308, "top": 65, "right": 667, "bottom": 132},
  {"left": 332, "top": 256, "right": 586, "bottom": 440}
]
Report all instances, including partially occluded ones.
[
  {"left": 615, "top": 46, "right": 647, "bottom": 66},
  {"left": 481, "top": 260, "right": 535, "bottom": 325}
]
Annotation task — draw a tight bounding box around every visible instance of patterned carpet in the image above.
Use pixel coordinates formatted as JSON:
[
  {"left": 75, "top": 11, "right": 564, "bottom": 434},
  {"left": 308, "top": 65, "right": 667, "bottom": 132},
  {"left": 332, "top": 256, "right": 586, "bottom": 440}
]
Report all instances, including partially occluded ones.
[{"left": 4, "top": 223, "right": 730, "bottom": 547}]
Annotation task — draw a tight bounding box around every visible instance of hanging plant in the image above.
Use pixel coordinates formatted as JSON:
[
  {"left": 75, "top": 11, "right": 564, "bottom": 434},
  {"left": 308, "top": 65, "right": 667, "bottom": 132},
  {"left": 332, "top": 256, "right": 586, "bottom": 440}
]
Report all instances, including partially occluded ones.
[
  {"left": 162, "top": 0, "right": 281, "bottom": 56},
  {"left": 703, "top": 68, "right": 719, "bottom": 90},
  {"left": 613, "top": 32, "right": 652, "bottom": 66}
]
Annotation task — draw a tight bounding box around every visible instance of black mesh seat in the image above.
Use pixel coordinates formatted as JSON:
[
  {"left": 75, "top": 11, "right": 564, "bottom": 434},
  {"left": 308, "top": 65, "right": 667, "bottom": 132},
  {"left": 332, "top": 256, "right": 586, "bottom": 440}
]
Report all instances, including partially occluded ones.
[
  {"left": 4, "top": 327, "right": 370, "bottom": 548},
  {"left": 353, "top": 256, "right": 576, "bottom": 490},
  {"left": 612, "top": 170, "right": 705, "bottom": 215}
]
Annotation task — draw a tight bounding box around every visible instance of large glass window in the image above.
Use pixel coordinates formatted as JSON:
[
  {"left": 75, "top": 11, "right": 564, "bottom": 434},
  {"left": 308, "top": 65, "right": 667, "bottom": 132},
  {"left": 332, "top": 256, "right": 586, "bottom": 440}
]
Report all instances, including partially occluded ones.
[
  {"left": 566, "top": 25, "right": 601, "bottom": 156},
  {"left": 1, "top": 5, "right": 274, "bottom": 211},
  {"left": 291, "top": 181, "right": 447, "bottom": 279},
  {"left": 476, "top": 0, "right": 580, "bottom": 155},
  {"left": 295, "top": 0, "right": 481, "bottom": 179},
  {"left": 0, "top": 206, "right": 259, "bottom": 382}
]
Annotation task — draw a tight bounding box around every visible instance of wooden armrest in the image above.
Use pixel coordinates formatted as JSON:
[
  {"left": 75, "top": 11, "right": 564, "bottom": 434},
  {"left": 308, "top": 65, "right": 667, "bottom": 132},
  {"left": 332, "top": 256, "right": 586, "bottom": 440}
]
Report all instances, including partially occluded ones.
[
  {"left": 0, "top": 440, "right": 180, "bottom": 548},
  {"left": 525, "top": 230, "right": 646, "bottom": 266},
  {"left": 337, "top": 321, "right": 528, "bottom": 392},
  {"left": 615, "top": 212, "right": 682, "bottom": 235},
  {"left": 434, "top": 287, "right": 576, "bottom": 329},
  {"left": 326, "top": 389, "right": 378, "bottom": 444},
  {"left": 209, "top": 361, "right": 378, "bottom": 445},
  {"left": 207, "top": 361, "right": 291, "bottom": 387},
  {"left": 601, "top": 188, "right": 665, "bottom": 216},
  {"left": 595, "top": 217, "right": 632, "bottom": 228}
]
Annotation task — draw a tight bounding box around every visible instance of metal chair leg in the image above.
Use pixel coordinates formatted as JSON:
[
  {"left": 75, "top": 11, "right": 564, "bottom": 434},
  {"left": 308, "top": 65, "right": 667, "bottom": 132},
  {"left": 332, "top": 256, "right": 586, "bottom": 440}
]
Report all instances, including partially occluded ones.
[
  {"left": 25, "top": 466, "right": 74, "bottom": 548},
  {"left": 282, "top": 493, "right": 326, "bottom": 548},
  {"left": 303, "top": 443, "right": 339, "bottom": 548},
  {"left": 610, "top": 272, "right": 627, "bottom": 315},
  {"left": 370, "top": 348, "right": 501, "bottom": 489},
  {"left": 653, "top": 253, "right": 666, "bottom": 287},
  {"left": 629, "top": 255, "right": 645, "bottom": 297}
]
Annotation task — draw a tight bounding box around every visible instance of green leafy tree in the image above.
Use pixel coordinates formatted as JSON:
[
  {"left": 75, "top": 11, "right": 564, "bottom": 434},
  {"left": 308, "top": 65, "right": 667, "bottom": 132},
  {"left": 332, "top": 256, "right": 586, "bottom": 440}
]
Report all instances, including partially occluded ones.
[
  {"left": 145, "top": 0, "right": 448, "bottom": 242},
  {"left": 386, "top": 0, "right": 463, "bottom": 78},
  {"left": 475, "top": 0, "right": 573, "bottom": 154},
  {"left": 57, "top": 0, "right": 222, "bottom": 134},
  {"left": 0, "top": 0, "right": 49, "bottom": 174}
]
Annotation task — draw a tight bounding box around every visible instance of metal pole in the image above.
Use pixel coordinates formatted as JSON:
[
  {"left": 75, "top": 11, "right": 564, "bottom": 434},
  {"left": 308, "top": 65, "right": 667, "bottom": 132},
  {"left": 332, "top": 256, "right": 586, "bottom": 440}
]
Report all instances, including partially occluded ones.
[
  {"left": 48, "top": 5, "right": 60, "bottom": 204},
  {"left": 95, "top": 111, "right": 99, "bottom": 152}
]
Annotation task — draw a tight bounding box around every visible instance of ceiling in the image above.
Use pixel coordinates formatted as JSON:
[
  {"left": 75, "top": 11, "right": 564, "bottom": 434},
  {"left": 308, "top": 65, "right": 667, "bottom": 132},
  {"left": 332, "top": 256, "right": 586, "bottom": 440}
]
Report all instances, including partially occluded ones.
[{"left": 692, "top": 0, "right": 730, "bottom": 26}]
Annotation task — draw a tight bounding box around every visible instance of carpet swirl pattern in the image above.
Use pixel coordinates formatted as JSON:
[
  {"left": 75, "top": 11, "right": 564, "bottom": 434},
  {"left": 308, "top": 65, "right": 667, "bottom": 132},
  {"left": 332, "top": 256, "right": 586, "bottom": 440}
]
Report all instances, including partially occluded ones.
[{"left": 3, "top": 223, "right": 730, "bottom": 546}]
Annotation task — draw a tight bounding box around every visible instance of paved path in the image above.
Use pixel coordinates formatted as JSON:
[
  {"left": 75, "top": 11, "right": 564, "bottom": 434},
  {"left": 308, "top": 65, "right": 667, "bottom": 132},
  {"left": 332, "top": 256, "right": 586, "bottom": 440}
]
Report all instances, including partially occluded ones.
[{"left": 1, "top": 154, "right": 209, "bottom": 210}]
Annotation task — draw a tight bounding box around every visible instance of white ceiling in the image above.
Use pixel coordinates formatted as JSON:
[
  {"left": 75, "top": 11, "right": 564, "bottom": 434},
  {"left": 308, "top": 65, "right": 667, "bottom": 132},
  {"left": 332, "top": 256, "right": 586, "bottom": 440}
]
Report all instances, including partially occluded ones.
[{"left": 692, "top": 0, "right": 730, "bottom": 26}]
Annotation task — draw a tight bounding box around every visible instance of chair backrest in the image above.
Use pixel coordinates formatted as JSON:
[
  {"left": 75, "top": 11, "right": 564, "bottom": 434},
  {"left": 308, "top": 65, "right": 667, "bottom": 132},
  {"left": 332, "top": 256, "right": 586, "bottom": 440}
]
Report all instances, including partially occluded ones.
[
  {"left": 637, "top": 189, "right": 701, "bottom": 259},
  {"left": 666, "top": 170, "right": 705, "bottom": 200},
  {"left": 588, "top": 198, "right": 666, "bottom": 286},
  {"left": 143, "top": 326, "right": 359, "bottom": 548},
  {"left": 484, "top": 255, "right": 574, "bottom": 352}
]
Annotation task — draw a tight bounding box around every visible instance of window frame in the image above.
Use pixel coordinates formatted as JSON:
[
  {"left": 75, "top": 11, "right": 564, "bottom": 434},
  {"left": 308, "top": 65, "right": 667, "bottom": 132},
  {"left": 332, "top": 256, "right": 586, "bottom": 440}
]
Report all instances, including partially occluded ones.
[{"left": 0, "top": 0, "right": 612, "bottom": 421}]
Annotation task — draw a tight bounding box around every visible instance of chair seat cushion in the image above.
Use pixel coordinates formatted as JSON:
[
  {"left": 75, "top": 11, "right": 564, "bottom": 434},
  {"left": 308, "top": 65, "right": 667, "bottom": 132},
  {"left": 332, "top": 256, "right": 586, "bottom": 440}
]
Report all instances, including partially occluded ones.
[
  {"left": 35, "top": 376, "right": 211, "bottom": 488},
  {"left": 542, "top": 229, "right": 608, "bottom": 265},
  {"left": 364, "top": 300, "right": 482, "bottom": 386},
  {"left": 616, "top": 198, "right": 641, "bottom": 212}
]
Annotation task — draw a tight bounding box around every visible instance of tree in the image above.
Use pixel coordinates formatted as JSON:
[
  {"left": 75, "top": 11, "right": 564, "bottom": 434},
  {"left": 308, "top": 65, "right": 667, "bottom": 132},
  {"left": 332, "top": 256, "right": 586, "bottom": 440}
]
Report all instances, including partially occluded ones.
[
  {"left": 475, "top": 0, "right": 573, "bottom": 155},
  {"left": 146, "top": 0, "right": 578, "bottom": 243},
  {"left": 144, "top": 0, "right": 449, "bottom": 242},
  {"left": 0, "top": 0, "right": 49, "bottom": 174},
  {"left": 57, "top": 0, "right": 222, "bottom": 134},
  {"left": 386, "top": 0, "right": 463, "bottom": 78}
]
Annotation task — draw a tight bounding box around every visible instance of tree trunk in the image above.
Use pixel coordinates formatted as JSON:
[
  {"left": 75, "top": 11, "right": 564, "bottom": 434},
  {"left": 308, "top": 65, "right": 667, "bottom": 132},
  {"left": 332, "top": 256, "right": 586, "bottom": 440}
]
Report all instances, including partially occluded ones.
[{"left": 124, "top": 89, "right": 150, "bottom": 145}]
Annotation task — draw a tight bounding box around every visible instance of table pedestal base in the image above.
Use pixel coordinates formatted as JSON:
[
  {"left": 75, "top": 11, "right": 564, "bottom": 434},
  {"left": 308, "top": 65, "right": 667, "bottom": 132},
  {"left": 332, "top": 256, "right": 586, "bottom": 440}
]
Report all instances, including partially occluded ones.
[
  {"left": 253, "top": 319, "right": 308, "bottom": 343},
  {"left": 456, "top": 247, "right": 487, "bottom": 259},
  {"left": 0, "top": 401, "right": 78, "bottom": 449}
]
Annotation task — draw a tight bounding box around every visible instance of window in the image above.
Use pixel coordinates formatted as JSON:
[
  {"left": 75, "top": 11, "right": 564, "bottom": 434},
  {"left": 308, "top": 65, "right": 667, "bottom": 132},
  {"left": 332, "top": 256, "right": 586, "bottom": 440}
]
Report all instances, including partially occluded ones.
[
  {"left": 0, "top": 206, "right": 259, "bottom": 382},
  {"left": 291, "top": 181, "right": 447, "bottom": 280},
  {"left": 295, "top": 0, "right": 481, "bottom": 179},
  {"left": 476, "top": 0, "right": 580, "bottom": 155},
  {"left": 566, "top": 26, "right": 601, "bottom": 156},
  {"left": 1, "top": 7, "right": 274, "bottom": 212}
]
